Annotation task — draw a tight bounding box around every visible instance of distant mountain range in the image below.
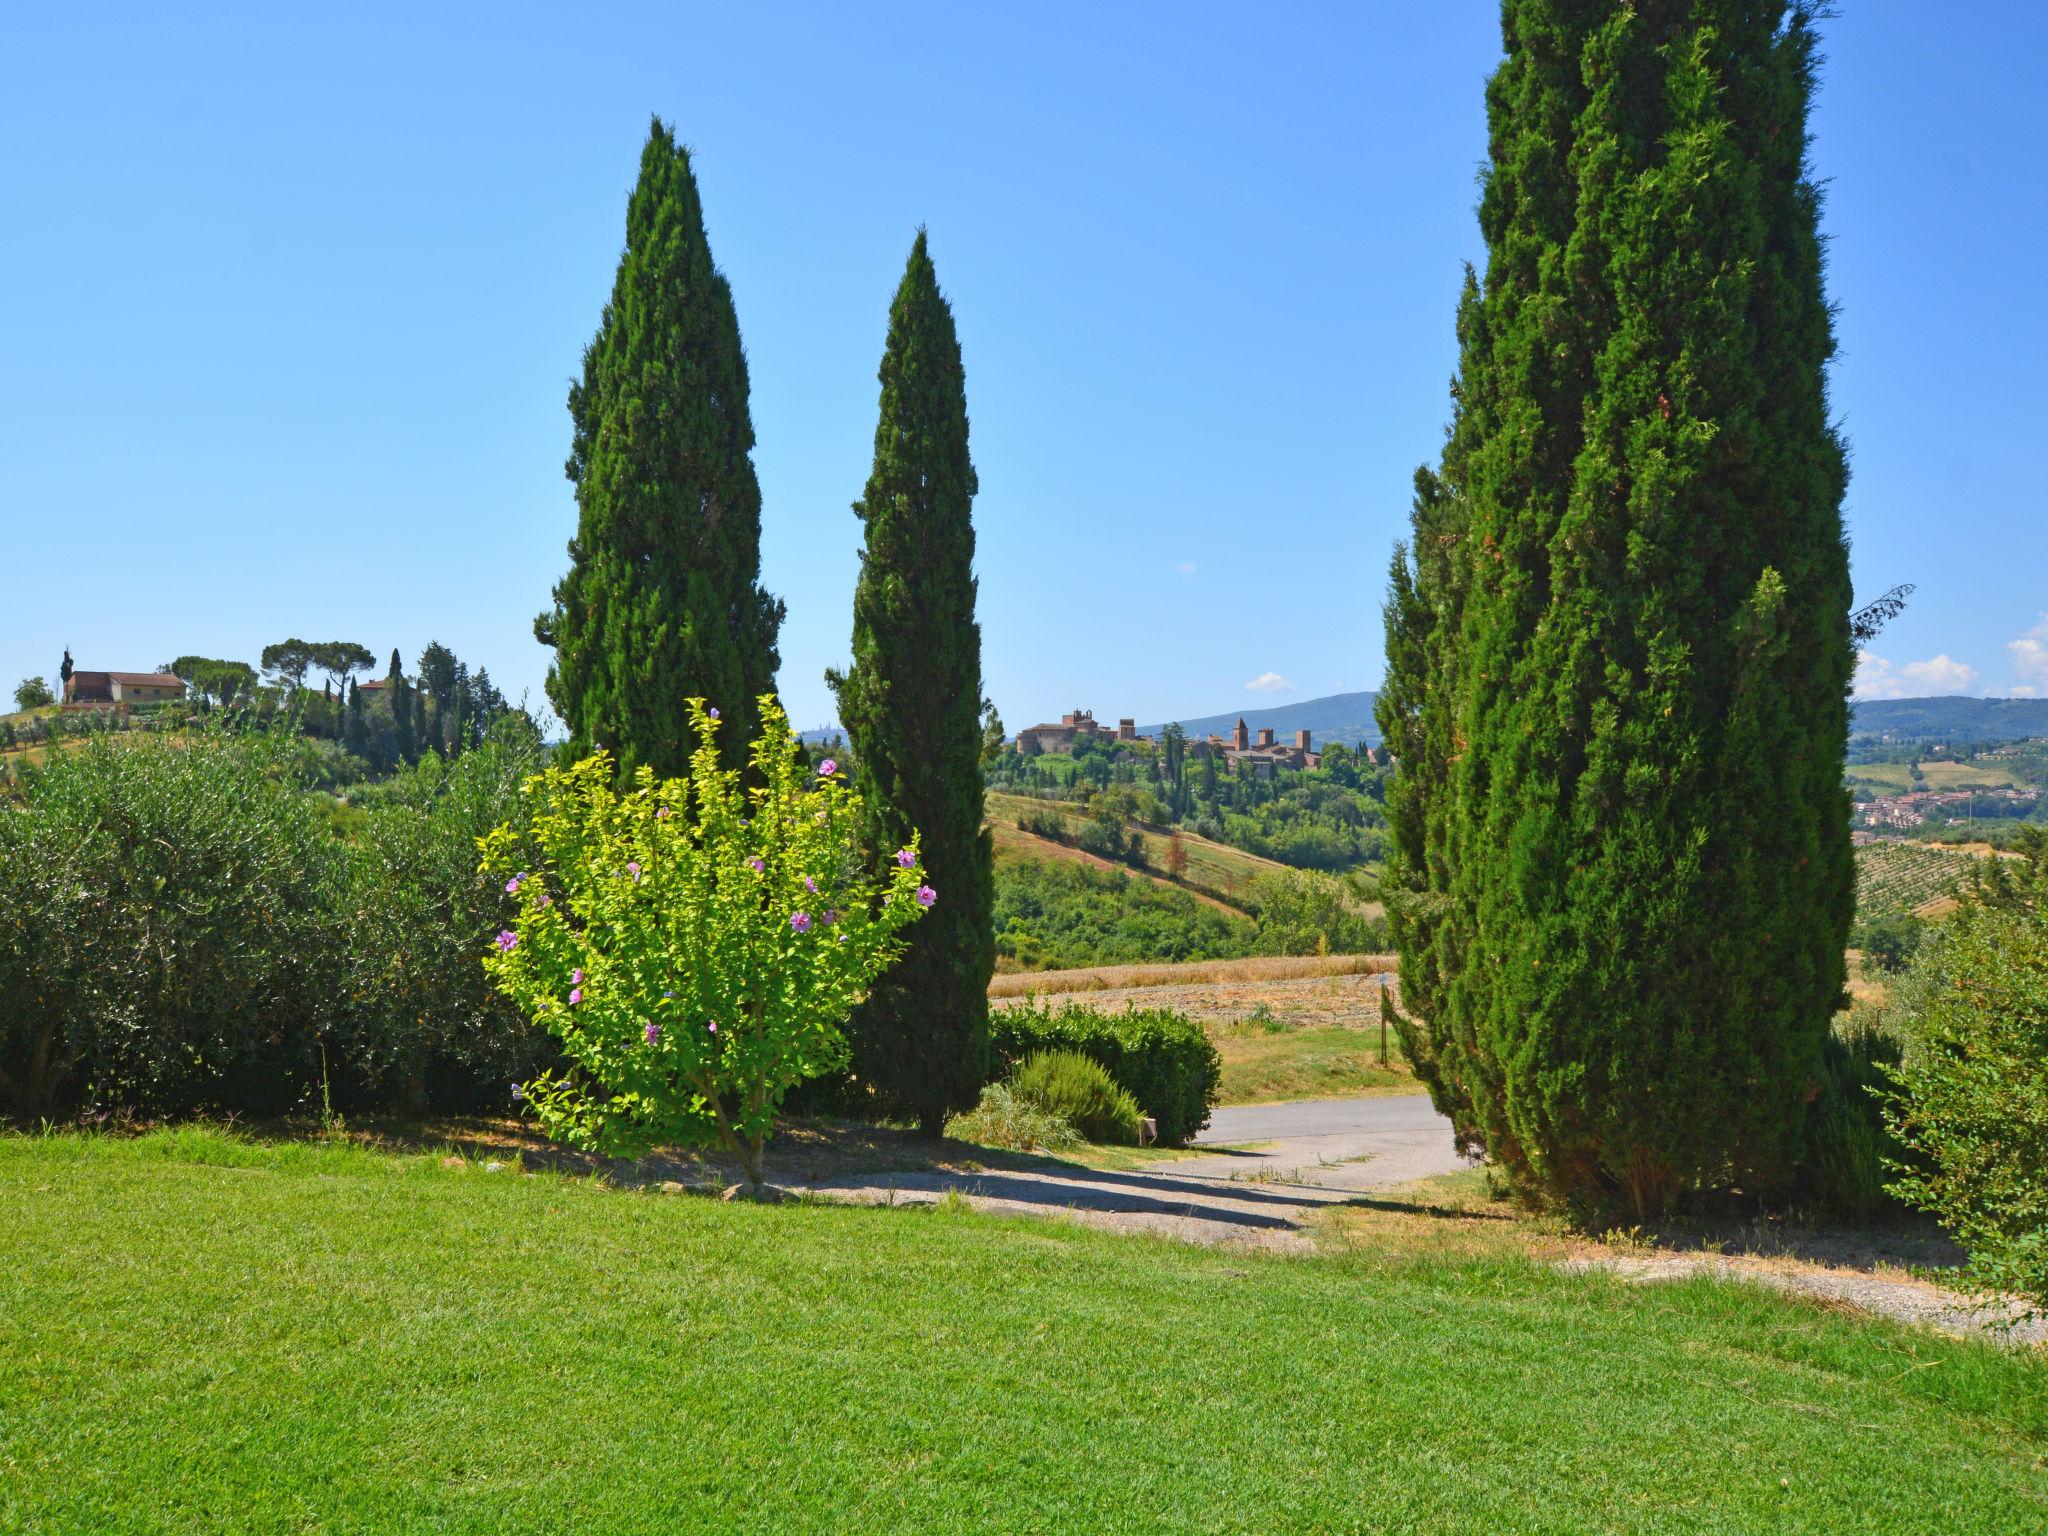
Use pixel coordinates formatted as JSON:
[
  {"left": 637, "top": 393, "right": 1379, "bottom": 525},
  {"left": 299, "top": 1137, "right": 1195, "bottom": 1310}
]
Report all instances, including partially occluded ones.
[
  {"left": 1849, "top": 695, "right": 2048, "bottom": 742},
  {"left": 1138, "top": 691, "right": 1382, "bottom": 749}
]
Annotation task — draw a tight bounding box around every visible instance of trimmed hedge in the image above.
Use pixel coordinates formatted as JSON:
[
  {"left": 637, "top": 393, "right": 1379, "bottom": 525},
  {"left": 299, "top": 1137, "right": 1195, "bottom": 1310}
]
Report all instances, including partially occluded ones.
[{"left": 989, "top": 1002, "right": 1220, "bottom": 1145}]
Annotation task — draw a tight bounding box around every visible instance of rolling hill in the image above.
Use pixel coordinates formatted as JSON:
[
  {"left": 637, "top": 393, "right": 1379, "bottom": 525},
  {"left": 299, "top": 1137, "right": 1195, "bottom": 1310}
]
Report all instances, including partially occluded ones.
[{"left": 1849, "top": 695, "right": 2048, "bottom": 743}]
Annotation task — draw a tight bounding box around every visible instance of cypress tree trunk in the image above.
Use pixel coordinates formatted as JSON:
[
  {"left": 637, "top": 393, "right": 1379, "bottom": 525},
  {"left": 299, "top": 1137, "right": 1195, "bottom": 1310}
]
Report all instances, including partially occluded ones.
[
  {"left": 538, "top": 119, "right": 785, "bottom": 777},
  {"left": 829, "top": 231, "right": 994, "bottom": 1135},
  {"left": 1379, "top": 2, "right": 1852, "bottom": 1219}
]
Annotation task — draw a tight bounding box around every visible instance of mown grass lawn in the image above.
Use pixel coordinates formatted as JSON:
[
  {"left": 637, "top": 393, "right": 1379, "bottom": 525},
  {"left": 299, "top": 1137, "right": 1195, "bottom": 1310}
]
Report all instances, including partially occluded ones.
[{"left": 3, "top": 1129, "right": 2042, "bottom": 1534}]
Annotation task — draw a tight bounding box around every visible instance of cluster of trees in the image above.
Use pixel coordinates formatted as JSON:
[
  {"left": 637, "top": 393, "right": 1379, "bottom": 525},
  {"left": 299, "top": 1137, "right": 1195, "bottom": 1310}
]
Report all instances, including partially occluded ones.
[
  {"left": 533, "top": 123, "right": 992, "bottom": 1136},
  {"left": 182, "top": 639, "right": 516, "bottom": 774},
  {"left": 987, "top": 734, "right": 1390, "bottom": 874}
]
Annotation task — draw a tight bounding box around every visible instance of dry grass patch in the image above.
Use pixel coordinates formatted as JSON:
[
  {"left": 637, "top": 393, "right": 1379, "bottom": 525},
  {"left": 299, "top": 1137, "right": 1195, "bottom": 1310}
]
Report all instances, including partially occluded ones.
[{"left": 990, "top": 952, "right": 1392, "bottom": 997}]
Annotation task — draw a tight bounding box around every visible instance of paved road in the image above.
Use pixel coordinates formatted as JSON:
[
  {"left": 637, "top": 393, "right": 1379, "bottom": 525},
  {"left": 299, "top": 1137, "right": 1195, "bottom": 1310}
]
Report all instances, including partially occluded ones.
[
  {"left": 798, "top": 1094, "right": 1467, "bottom": 1249},
  {"left": 1178, "top": 1094, "right": 1464, "bottom": 1192}
]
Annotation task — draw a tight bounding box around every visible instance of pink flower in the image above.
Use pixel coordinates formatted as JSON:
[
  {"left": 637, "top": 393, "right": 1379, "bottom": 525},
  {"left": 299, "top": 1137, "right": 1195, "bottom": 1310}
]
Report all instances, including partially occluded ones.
[
  {"left": 823, "top": 909, "right": 841, "bottom": 926},
  {"left": 536, "top": 893, "right": 551, "bottom": 909},
  {"left": 656, "top": 805, "right": 672, "bottom": 819},
  {"left": 747, "top": 857, "right": 764, "bottom": 874},
  {"left": 626, "top": 861, "right": 642, "bottom": 883},
  {"left": 896, "top": 848, "right": 917, "bottom": 868},
  {"left": 707, "top": 1021, "right": 719, "bottom": 1034},
  {"left": 495, "top": 930, "right": 518, "bottom": 952},
  {"left": 644, "top": 1022, "right": 661, "bottom": 1045},
  {"left": 505, "top": 875, "right": 522, "bottom": 895},
  {"left": 791, "top": 911, "right": 813, "bottom": 934},
  {"left": 916, "top": 885, "right": 937, "bottom": 909},
  {"left": 572, "top": 968, "right": 584, "bottom": 985},
  {"left": 819, "top": 759, "right": 837, "bottom": 777},
  {"left": 804, "top": 875, "right": 818, "bottom": 893},
  {"left": 568, "top": 987, "right": 583, "bottom": 1006}
]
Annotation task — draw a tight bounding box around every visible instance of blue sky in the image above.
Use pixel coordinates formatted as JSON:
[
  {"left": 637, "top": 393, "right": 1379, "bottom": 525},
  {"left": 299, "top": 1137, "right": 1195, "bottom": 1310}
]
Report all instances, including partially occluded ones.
[{"left": 4, "top": 3, "right": 2044, "bottom": 731}]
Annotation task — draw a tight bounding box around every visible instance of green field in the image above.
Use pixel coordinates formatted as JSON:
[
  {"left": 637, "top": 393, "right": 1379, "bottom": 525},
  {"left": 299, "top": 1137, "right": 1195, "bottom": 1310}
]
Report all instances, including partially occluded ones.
[
  {"left": 3, "top": 1129, "right": 2042, "bottom": 1533},
  {"left": 1846, "top": 759, "right": 2020, "bottom": 793}
]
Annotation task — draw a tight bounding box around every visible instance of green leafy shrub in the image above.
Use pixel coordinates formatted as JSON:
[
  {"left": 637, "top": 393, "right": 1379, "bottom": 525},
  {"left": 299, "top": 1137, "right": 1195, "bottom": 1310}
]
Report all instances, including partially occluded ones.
[
  {"left": 335, "top": 720, "right": 555, "bottom": 1112},
  {"left": 1851, "top": 912, "right": 1926, "bottom": 976},
  {"left": 1801, "top": 1014, "right": 1906, "bottom": 1219},
  {"left": 0, "top": 726, "right": 341, "bottom": 1117},
  {"left": 1009, "top": 1050, "right": 1143, "bottom": 1144},
  {"left": 1882, "top": 838, "right": 2048, "bottom": 1309},
  {"left": 945, "top": 1081, "right": 1080, "bottom": 1152},
  {"left": 989, "top": 1002, "right": 1219, "bottom": 1145},
  {"left": 481, "top": 698, "right": 930, "bottom": 1185}
]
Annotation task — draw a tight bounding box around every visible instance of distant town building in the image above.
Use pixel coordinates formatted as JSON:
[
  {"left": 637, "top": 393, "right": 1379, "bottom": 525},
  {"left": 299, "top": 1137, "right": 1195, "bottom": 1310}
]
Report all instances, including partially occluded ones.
[
  {"left": 1015, "top": 709, "right": 1120, "bottom": 755},
  {"left": 62, "top": 670, "right": 186, "bottom": 712},
  {"left": 1188, "top": 717, "right": 1321, "bottom": 775},
  {"left": 1011, "top": 706, "right": 1371, "bottom": 775}
]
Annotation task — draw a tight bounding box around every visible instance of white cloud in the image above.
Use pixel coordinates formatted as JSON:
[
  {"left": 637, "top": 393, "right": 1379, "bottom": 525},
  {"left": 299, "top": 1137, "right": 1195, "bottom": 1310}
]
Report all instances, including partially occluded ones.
[
  {"left": 1174, "top": 560, "right": 1197, "bottom": 579},
  {"left": 1244, "top": 671, "right": 1295, "bottom": 693},
  {"left": 2007, "top": 613, "right": 2048, "bottom": 693},
  {"left": 1854, "top": 649, "right": 1980, "bottom": 700}
]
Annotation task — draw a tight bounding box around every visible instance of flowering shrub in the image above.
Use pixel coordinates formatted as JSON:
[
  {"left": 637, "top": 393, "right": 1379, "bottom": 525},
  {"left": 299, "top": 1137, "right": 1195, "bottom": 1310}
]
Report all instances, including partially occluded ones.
[{"left": 480, "top": 697, "right": 930, "bottom": 1185}]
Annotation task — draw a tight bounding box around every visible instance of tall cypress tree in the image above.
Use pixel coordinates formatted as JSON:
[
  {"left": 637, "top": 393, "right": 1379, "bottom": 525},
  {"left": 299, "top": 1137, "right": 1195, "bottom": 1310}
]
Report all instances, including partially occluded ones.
[
  {"left": 538, "top": 118, "right": 785, "bottom": 776},
  {"left": 387, "top": 648, "right": 415, "bottom": 765},
  {"left": 828, "top": 231, "right": 993, "bottom": 1135},
  {"left": 1378, "top": 3, "right": 1852, "bottom": 1219}
]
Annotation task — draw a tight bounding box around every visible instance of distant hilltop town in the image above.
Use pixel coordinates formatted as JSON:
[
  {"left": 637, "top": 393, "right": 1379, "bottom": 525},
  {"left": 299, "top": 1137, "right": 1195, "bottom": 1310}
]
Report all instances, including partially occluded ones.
[{"left": 1011, "top": 708, "right": 1380, "bottom": 776}]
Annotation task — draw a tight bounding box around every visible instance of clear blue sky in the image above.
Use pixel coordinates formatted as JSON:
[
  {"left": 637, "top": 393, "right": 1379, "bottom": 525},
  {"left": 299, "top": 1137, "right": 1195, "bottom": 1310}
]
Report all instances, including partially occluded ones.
[{"left": 5, "top": 3, "right": 2044, "bottom": 731}]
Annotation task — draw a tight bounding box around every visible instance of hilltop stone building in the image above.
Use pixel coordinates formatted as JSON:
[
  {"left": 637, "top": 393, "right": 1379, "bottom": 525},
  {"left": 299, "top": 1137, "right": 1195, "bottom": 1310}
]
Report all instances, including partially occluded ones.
[
  {"left": 61, "top": 669, "right": 187, "bottom": 712},
  {"left": 1015, "top": 709, "right": 1118, "bottom": 755}
]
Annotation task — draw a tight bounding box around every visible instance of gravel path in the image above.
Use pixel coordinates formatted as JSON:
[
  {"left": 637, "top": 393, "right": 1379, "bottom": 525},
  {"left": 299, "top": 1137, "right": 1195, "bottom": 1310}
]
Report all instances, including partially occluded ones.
[
  {"left": 796, "top": 1094, "right": 1467, "bottom": 1251},
  {"left": 793, "top": 1094, "right": 2044, "bottom": 1348}
]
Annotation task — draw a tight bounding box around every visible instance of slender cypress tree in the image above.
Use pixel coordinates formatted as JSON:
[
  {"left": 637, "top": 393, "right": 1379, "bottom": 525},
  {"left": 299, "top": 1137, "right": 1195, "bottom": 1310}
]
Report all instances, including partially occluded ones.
[
  {"left": 386, "top": 648, "right": 415, "bottom": 764},
  {"left": 828, "top": 231, "right": 994, "bottom": 1135},
  {"left": 1378, "top": 3, "right": 1853, "bottom": 1219},
  {"left": 538, "top": 118, "right": 785, "bottom": 777}
]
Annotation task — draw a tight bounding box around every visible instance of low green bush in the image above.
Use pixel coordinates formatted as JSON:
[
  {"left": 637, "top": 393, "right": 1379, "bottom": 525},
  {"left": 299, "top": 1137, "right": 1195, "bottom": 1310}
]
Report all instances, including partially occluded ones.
[
  {"left": 1009, "top": 1051, "right": 1143, "bottom": 1145},
  {"left": 990, "top": 1002, "right": 1219, "bottom": 1144},
  {"left": 1881, "top": 836, "right": 2048, "bottom": 1310},
  {"left": 945, "top": 1081, "right": 1081, "bottom": 1152}
]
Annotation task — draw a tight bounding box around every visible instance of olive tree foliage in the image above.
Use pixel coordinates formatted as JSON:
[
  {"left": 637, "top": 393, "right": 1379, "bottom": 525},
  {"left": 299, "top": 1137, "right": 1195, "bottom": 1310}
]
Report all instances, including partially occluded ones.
[
  {"left": 334, "top": 717, "right": 554, "bottom": 1112},
  {"left": 1882, "top": 829, "right": 2048, "bottom": 1309},
  {"left": 0, "top": 725, "right": 341, "bottom": 1117}
]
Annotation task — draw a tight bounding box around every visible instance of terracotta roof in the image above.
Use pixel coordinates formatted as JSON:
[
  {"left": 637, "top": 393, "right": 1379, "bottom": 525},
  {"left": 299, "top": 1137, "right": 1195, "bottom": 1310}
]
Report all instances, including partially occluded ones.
[{"left": 107, "top": 672, "right": 185, "bottom": 688}]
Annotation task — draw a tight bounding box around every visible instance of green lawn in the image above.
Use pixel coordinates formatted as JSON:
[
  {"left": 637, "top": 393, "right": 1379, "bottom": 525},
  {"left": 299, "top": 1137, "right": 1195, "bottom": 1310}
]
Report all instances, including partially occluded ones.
[{"left": 3, "top": 1129, "right": 2043, "bottom": 1533}]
